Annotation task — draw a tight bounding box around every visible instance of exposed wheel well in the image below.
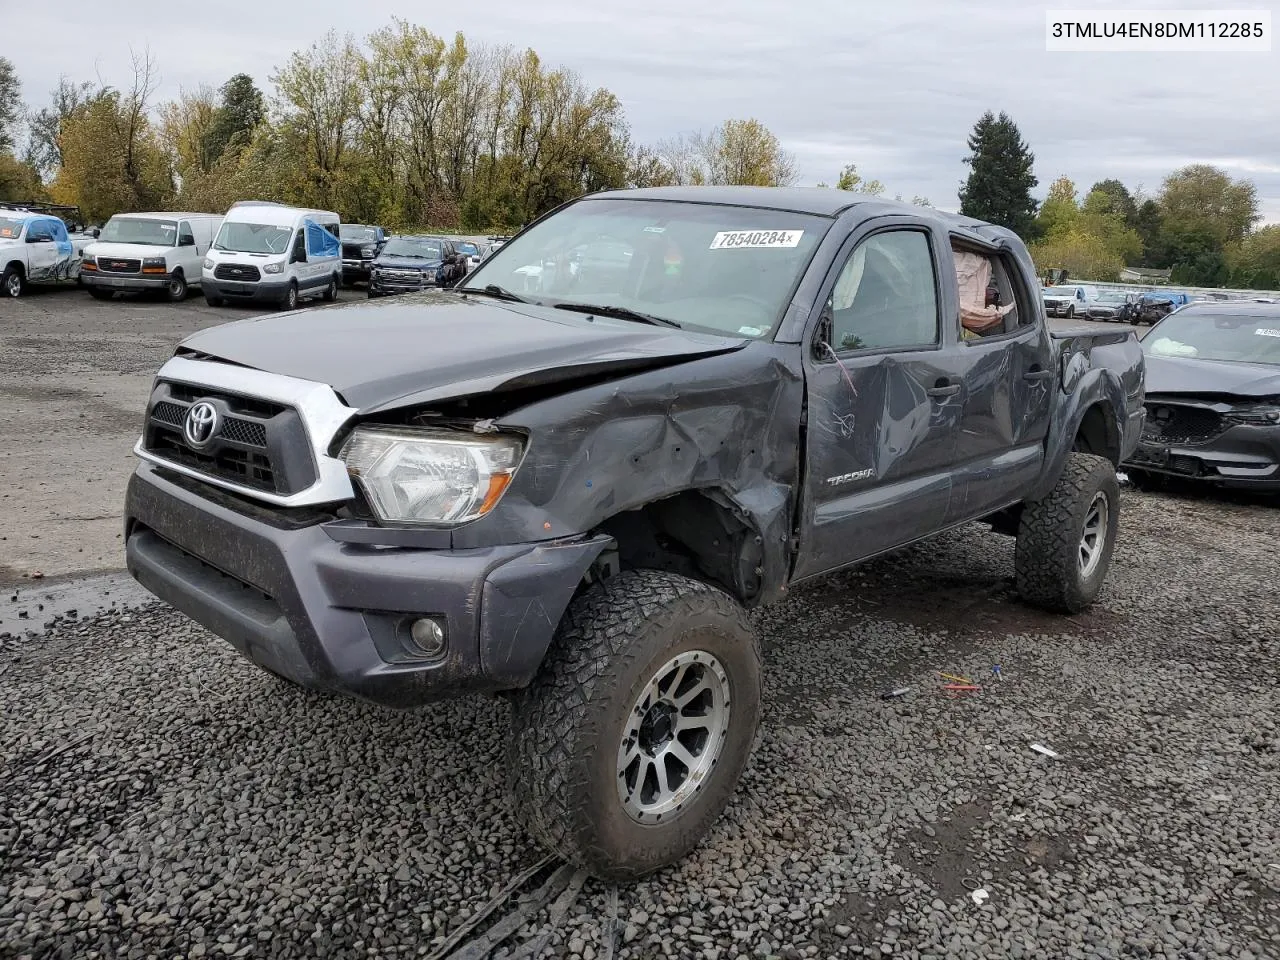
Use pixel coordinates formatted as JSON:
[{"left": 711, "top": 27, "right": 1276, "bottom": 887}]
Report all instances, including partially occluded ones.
[
  {"left": 4, "top": 260, "right": 24, "bottom": 275},
  {"left": 586, "top": 490, "right": 764, "bottom": 605},
  {"left": 1073, "top": 401, "right": 1121, "bottom": 465}
]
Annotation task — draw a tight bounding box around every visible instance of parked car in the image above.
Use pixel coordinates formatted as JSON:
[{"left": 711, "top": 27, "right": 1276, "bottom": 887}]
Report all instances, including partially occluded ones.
[
  {"left": 123, "top": 186, "right": 1144, "bottom": 882},
  {"left": 339, "top": 223, "right": 387, "bottom": 287},
  {"left": 202, "top": 201, "right": 341, "bottom": 311},
  {"left": 367, "top": 235, "right": 468, "bottom": 297},
  {"left": 81, "top": 212, "right": 223, "bottom": 302},
  {"left": 1132, "top": 291, "right": 1193, "bottom": 325},
  {"left": 1124, "top": 301, "right": 1280, "bottom": 491},
  {"left": 1042, "top": 283, "right": 1099, "bottom": 319},
  {"left": 0, "top": 204, "right": 95, "bottom": 297},
  {"left": 1085, "top": 290, "right": 1135, "bottom": 322},
  {"left": 454, "top": 240, "right": 483, "bottom": 273}
]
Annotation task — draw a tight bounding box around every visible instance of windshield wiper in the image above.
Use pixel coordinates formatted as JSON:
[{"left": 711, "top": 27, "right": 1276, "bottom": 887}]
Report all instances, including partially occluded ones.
[
  {"left": 552, "top": 301, "right": 681, "bottom": 328},
  {"left": 458, "top": 284, "right": 529, "bottom": 303}
]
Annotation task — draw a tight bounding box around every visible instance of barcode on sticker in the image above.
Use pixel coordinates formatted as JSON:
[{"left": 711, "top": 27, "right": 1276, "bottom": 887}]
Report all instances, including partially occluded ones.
[{"left": 709, "top": 230, "right": 803, "bottom": 250}]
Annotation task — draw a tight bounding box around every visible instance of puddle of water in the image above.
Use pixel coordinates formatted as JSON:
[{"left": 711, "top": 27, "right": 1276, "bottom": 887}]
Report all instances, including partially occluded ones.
[{"left": 0, "top": 572, "right": 158, "bottom": 635}]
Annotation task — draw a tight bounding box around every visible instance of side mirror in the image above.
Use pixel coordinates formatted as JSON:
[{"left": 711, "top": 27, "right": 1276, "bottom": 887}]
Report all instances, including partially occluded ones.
[
  {"left": 291, "top": 245, "right": 307, "bottom": 264},
  {"left": 179, "top": 235, "right": 195, "bottom": 247},
  {"left": 90, "top": 228, "right": 100, "bottom": 238}
]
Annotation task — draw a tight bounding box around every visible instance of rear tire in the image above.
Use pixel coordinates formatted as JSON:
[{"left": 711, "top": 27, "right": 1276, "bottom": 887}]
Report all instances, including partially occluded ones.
[
  {"left": 2, "top": 264, "right": 24, "bottom": 298},
  {"left": 507, "top": 569, "right": 762, "bottom": 882},
  {"left": 1015, "top": 452, "right": 1120, "bottom": 614}
]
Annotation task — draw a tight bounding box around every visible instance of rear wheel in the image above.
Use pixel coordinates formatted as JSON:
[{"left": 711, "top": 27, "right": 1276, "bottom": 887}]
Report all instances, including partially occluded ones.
[
  {"left": 2, "top": 264, "right": 24, "bottom": 298},
  {"left": 1015, "top": 452, "right": 1120, "bottom": 614},
  {"left": 507, "top": 569, "right": 762, "bottom": 882},
  {"left": 166, "top": 271, "right": 188, "bottom": 302}
]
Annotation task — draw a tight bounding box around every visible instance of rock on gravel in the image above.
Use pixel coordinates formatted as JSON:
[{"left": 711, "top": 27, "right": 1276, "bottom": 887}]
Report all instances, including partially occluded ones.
[{"left": 1, "top": 489, "right": 1278, "bottom": 959}]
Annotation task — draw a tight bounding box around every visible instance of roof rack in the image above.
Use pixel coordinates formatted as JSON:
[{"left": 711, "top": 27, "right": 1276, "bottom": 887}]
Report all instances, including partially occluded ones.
[{"left": 0, "top": 200, "right": 83, "bottom": 217}]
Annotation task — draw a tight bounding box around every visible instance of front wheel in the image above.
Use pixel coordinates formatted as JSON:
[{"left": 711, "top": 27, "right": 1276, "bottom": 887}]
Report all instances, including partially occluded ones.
[
  {"left": 278, "top": 282, "right": 298, "bottom": 312},
  {"left": 2, "top": 265, "right": 24, "bottom": 298},
  {"left": 507, "top": 569, "right": 762, "bottom": 882},
  {"left": 1015, "top": 452, "right": 1120, "bottom": 614},
  {"left": 322, "top": 275, "right": 338, "bottom": 302},
  {"left": 166, "top": 272, "right": 187, "bottom": 302}
]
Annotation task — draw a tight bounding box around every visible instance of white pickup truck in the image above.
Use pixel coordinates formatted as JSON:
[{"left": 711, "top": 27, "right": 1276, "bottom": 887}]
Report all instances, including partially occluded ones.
[{"left": 0, "top": 205, "right": 98, "bottom": 298}]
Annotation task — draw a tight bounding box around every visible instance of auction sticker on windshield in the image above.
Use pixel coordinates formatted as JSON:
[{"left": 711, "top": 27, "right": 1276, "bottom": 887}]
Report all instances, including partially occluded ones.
[
  {"left": 709, "top": 230, "right": 804, "bottom": 249},
  {"left": 1256, "top": 328, "right": 1280, "bottom": 338}
]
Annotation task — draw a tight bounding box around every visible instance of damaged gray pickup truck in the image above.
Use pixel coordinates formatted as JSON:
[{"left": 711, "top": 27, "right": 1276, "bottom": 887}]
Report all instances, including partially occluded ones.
[{"left": 124, "top": 186, "right": 1145, "bottom": 881}]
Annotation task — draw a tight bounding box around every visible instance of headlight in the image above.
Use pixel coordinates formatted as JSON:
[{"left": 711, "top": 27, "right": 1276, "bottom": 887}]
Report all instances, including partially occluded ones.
[
  {"left": 339, "top": 427, "right": 524, "bottom": 524},
  {"left": 262, "top": 262, "right": 283, "bottom": 274},
  {"left": 361, "top": 247, "right": 374, "bottom": 258},
  {"left": 142, "top": 256, "right": 165, "bottom": 267},
  {"left": 1225, "top": 405, "right": 1280, "bottom": 425},
  {"left": 203, "top": 258, "right": 214, "bottom": 270}
]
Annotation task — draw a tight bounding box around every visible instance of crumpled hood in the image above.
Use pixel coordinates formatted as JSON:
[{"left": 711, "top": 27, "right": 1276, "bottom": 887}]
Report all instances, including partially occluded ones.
[
  {"left": 176, "top": 290, "right": 749, "bottom": 411},
  {"left": 1144, "top": 353, "right": 1280, "bottom": 399}
]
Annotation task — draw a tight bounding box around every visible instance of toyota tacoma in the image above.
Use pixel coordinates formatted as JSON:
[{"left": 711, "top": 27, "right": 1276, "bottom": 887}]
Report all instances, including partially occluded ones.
[{"left": 124, "top": 186, "right": 1145, "bottom": 881}]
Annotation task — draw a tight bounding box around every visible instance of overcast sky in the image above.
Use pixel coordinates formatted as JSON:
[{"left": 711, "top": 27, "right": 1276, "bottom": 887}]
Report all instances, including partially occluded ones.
[{"left": 7, "top": 0, "right": 1279, "bottom": 224}]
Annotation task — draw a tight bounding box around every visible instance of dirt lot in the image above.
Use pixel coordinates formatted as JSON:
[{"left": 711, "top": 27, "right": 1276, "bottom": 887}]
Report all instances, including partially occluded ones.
[{"left": 2, "top": 287, "right": 1277, "bottom": 960}]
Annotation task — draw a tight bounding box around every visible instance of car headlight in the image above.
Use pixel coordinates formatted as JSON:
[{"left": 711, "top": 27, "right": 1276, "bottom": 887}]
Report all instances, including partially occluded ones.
[
  {"left": 262, "top": 262, "right": 283, "bottom": 274},
  {"left": 1225, "top": 405, "right": 1280, "bottom": 426},
  {"left": 203, "top": 258, "right": 214, "bottom": 270},
  {"left": 361, "top": 247, "right": 374, "bottom": 258},
  {"left": 339, "top": 426, "right": 524, "bottom": 524}
]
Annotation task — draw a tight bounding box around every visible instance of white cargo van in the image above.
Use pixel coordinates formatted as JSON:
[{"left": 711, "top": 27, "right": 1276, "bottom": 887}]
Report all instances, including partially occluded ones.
[
  {"left": 81, "top": 212, "right": 222, "bottom": 301},
  {"left": 202, "top": 201, "right": 341, "bottom": 311}
]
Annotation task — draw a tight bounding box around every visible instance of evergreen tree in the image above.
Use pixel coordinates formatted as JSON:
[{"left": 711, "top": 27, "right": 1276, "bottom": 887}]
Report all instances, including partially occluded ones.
[{"left": 958, "top": 111, "right": 1038, "bottom": 238}]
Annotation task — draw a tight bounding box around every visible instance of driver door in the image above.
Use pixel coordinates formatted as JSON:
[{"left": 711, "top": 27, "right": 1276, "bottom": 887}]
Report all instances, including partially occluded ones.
[{"left": 24, "top": 219, "right": 58, "bottom": 281}]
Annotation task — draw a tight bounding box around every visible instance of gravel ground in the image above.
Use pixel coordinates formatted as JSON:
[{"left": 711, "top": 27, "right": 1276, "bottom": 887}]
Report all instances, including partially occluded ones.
[{"left": 3, "top": 487, "right": 1277, "bottom": 960}]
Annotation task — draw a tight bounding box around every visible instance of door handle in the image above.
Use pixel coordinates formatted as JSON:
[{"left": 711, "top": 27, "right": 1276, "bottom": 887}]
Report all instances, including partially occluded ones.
[
  {"left": 927, "top": 381, "right": 960, "bottom": 398},
  {"left": 1023, "top": 368, "right": 1054, "bottom": 381}
]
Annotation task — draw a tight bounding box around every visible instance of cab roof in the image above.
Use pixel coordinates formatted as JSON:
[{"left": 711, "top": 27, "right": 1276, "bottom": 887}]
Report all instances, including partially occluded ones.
[{"left": 109, "top": 211, "right": 222, "bottom": 220}]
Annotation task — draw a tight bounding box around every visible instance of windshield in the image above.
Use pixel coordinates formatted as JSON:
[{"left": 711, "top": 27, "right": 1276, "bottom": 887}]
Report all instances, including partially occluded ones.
[
  {"left": 341, "top": 225, "right": 379, "bottom": 241},
  {"left": 381, "top": 238, "right": 442, "bottom": 259},
  {"left": 213, "top": 221, "right": 294, "bottom": 254},
  {"left": 1097, "top": 292, "right": 1126, "bottom": 303},
  {"left": 456, "top": 242, "right": 479, "bottom": 256},
  {"left": 99, "top": 216, "right": 178, "bottom": 245},
  {"left": 463, "top": 198, "right": 830, "bottom": 337},
  {"left": 1146, "top": 311, "right": 1280, "bottom": 365},
  {"left": 0, "top": 217, "right": 25, "bottom": 239},
  {"left": 1044, "top": 287, "right": 1076, "bottom": 297}
]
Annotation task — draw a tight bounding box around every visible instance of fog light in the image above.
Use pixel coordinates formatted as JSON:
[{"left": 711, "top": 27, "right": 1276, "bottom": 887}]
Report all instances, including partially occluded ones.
[{"left": 408, "top": 617, "right": 446, "bottom": 657}]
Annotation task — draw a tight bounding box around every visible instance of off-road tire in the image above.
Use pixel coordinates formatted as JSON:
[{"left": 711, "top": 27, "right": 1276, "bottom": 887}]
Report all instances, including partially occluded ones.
[
  {"left": 2, "top": 264, "right": 24, "bottom": 298},
  {"left": 1015, "top": 452, "right": 1120, "bottom": 614},
  {"left": 507, "top": 569, "right": 762, "bottom": 882},
  {"left": 87, "top": 287, "right": 115, "bottom": 301}
]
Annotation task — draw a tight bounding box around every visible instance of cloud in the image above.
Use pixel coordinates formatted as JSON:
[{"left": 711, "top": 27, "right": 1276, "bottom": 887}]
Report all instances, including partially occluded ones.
[{"left": 6, "top": 0, "right": 1278, "bottom": 222}]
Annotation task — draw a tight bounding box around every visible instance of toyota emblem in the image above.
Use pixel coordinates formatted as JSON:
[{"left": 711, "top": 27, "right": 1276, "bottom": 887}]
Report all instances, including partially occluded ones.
[{"left": 183, "top": 401, "right": 220, "bottom": 448}]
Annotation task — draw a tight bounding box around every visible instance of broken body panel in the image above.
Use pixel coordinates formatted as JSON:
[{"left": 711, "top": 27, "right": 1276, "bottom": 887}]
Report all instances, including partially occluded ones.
[{"left": 123, "top": 187, "right": 1145, "bottom": 707}]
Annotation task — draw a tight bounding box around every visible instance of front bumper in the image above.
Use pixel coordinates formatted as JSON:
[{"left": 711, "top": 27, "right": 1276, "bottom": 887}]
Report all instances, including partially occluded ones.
[
  {"left": 205, "top": 277, "right": 292, "bottom": 305},
  {"left": 342, "top": 259, "right": 373, "bottom": 282},
  {"left": 1124, "top": 424, "right": 1280, "bottom": 491},
  {"left": 1044, "top": 303, "right": 1075, "bottom": 317},
  {"left": 368, "top": 276, "right": 444, "bottom": 297},
  {"left": 123, "top": 463, "right": 609, "bottom": 707},
  {"left": 82, "top": 271, "right": 173, "bottom": 291}
]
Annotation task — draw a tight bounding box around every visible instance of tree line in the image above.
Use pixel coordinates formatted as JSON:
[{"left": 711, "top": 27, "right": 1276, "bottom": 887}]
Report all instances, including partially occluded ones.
[
  {"left": 0, "top": 31, "right": 802, "bottom": 234},
  {"left": 1, "top": 44, "right": 1276, "bottom": 289},
  {"left": 957, "top": 111, "right": 1278, "bottom": 289}
]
